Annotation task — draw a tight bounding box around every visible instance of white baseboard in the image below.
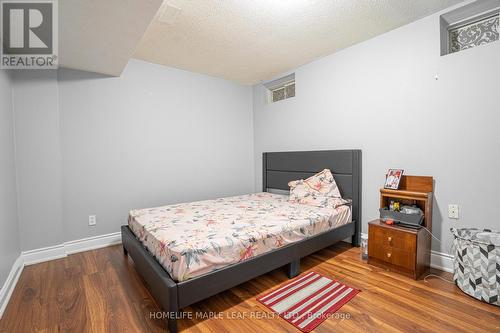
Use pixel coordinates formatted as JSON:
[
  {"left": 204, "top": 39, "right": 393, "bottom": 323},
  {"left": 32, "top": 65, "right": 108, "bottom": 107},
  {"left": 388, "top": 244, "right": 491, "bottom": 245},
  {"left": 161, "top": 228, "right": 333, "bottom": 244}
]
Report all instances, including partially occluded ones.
[
  {"left": 22, "top": 231, "right": 122, "bottom": 266},
  {"left": 64, "top": 232, "right": 122, "bottom": 256},
  {"left": 22, "top": 244, "right": 66, "bottom": 266},
  {"left": 0, "top": 231, "right": 122, "bottom": 318},
  {"left": 430, "top": 250, "right": 454, "bottom": 273},
  {"left": 0, "top": 255, "right": 24, "bottom": 319}
]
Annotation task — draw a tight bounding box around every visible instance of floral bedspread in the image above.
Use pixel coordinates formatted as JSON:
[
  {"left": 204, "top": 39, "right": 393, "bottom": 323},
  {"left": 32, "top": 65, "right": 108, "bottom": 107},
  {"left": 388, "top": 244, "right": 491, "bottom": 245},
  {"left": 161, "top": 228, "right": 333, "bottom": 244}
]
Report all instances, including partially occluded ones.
[{"left": 128, "top": 192, "right": 351, "bottom": 282}]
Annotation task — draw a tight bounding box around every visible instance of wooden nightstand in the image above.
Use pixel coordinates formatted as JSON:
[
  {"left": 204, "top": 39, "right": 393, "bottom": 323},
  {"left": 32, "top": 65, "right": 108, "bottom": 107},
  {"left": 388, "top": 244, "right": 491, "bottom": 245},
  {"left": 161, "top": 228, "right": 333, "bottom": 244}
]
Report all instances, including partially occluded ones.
[{"left": 368, "top": 175, "right": 433, "bottom": 279}]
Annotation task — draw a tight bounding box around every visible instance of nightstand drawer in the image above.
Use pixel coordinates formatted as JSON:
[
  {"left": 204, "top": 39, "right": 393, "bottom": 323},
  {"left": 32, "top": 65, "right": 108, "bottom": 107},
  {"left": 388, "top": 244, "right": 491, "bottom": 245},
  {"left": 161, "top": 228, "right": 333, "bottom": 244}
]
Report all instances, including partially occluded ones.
[
  {"left": 369, "top": 245, "right": 415, "bottom": 270},
  {"left": 369, "top": 225, "right": 416, "bottom": 252}
]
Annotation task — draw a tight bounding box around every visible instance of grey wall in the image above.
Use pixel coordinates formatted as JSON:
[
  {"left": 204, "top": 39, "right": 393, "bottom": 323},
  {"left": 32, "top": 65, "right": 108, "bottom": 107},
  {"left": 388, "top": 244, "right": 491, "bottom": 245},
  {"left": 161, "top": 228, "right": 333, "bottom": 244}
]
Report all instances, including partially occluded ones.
[
  {"left": 12, "top": 71, "right": 64, "bottom": 250},
  {"left": 12, "top": 59, "right": 254, "bottom": 250},
  {"left": 0, "top": 70, "right": 20, "bottom": 286},
  {"left": 253, "top": 4, "right": 500, "bottom": 254},
  {"left": 58, "top": 60, "right": 254, "bottom": 241}
]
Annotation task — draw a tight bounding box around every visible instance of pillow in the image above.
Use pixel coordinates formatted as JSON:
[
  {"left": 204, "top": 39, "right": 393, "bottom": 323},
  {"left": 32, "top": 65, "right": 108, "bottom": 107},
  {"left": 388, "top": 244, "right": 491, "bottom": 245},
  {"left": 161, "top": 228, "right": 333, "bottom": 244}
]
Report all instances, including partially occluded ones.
[
  {"left": 288, "top": 169, "right": 347, "bottom": 208},
  {"left": 304, "top": 169, "right": 342, "bottom": 198}
]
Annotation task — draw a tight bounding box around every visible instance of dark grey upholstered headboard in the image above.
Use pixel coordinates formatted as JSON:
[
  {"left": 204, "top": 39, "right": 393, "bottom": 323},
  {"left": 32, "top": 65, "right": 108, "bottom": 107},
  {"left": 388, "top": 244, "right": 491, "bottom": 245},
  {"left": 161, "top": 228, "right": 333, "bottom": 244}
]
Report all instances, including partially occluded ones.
[{"left": 262, "top": 150, "right": 362, "bottom": 245}]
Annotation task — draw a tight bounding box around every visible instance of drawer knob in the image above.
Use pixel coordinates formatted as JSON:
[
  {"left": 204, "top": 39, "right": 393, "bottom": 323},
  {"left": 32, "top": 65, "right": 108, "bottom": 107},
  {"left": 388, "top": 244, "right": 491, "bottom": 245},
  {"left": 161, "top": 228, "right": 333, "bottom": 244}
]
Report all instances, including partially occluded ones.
[
  {"left": 386, "top": 252, "right": 392, "bottom": 258},
  {"left": 388, "top": 236, "right": 392, "bottom": 243}
]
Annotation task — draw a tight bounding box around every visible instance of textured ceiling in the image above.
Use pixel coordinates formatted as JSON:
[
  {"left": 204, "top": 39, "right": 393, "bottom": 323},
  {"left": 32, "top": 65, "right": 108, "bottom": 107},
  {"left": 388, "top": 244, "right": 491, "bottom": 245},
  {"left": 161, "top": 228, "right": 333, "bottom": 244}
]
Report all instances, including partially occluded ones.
[
  {"left": 59, "top": 0, "right": 162, "bottom": 76},
  {"left": 133, "top": 0, "right": 463, "bottom": 84}
]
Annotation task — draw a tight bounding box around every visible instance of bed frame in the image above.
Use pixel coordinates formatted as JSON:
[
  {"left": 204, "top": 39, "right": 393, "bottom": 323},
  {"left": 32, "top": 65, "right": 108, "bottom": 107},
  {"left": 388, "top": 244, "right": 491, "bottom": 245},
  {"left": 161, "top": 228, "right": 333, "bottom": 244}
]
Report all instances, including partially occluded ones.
[{"left": 121, "top": 149, "right": 362, "bottom": 333}]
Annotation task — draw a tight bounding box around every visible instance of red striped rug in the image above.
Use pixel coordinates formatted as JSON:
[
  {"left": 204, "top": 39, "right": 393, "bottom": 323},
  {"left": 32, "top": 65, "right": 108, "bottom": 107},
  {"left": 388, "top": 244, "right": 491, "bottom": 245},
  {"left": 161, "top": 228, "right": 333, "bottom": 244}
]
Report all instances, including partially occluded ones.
[{"left": 257, "top": 271, "right": 359, "bottom": 332}]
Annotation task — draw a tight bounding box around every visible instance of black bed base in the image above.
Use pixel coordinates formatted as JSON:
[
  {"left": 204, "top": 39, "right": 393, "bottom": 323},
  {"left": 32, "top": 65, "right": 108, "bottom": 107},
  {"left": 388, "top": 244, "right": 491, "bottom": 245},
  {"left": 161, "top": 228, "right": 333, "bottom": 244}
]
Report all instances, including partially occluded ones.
[{"left": 122, "top": 222, "right": 356, "bottom": 333}]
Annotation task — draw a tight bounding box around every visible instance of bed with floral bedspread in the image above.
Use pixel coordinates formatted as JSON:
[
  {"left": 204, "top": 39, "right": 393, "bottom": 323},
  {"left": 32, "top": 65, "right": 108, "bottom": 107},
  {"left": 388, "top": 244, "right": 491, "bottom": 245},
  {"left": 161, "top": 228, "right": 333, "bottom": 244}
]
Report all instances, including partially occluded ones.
[{"left": 128, "top": 192, "right": 351, "bottom": 282}]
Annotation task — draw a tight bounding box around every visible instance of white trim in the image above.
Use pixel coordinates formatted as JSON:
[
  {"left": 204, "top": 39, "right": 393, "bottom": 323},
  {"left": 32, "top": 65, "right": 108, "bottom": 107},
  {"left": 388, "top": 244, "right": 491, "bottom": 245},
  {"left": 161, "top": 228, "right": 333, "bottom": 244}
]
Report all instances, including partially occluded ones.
[
  {"left": 22, "top": 244, "right": 66, "bottom": 266},
  {"left": 64, "top": 232, "right": 122, "bottom": 255},
  {"left": 0, "top": 255, "right": 24, "bottom": 319},
  {"left": 0, "top": 231, "right": 122, "bottom": 318},
  {"left": 430, "top": 250, "right": 454, "bottom": 273},
  {"left": 22, "top": 231, "right": 122, "bottom": 266}
]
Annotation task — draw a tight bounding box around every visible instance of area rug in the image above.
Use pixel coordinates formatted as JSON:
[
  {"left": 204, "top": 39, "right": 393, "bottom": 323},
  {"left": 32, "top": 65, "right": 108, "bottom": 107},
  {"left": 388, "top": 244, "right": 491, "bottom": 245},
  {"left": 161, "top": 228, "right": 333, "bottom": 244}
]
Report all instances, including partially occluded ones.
[{"left": 257, "top": 271, "right": 360, "bottom": 332}]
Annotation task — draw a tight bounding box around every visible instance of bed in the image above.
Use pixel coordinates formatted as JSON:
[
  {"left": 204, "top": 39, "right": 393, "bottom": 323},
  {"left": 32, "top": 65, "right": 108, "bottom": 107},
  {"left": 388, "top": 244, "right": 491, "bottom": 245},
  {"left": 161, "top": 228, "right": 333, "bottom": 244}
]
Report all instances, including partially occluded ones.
[
  {"left": 121, "top": 149, "right": 362, "bottom": 333},
  {"left": 128, "top": 192, "right": 352, "bottom": 282}
]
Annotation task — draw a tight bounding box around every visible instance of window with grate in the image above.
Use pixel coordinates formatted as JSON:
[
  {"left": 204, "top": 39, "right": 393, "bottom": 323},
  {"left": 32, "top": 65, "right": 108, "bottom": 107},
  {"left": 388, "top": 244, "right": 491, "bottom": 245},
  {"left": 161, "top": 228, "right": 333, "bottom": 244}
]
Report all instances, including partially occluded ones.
[
  {"left": 440, "top": 2, "right": 500, "bottom": 56},
  {"left": 271, "top": 81, "right": 295, "bottom": 102},
  {"left": 264, "top": 73, "right": 295, "bottom": 103},
  {"left": 448, "top": 12, "right": 499, "bottom": 54}
]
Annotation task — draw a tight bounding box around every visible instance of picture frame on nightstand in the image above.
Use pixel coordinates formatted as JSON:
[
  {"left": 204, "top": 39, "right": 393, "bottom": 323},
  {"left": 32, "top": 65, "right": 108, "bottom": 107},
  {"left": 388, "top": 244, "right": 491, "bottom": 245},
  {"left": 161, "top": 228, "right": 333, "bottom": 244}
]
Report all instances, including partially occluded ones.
[{"left": 384, "top": 169, "right": 404, "bottom": 189}]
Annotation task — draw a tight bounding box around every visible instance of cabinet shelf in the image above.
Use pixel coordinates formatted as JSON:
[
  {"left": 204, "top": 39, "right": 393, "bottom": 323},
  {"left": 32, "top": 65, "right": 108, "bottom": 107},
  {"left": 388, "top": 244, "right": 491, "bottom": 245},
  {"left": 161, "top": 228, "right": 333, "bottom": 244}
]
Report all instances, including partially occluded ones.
[{"left": 379, "top": 176, "right": 433, "bottom": 230}]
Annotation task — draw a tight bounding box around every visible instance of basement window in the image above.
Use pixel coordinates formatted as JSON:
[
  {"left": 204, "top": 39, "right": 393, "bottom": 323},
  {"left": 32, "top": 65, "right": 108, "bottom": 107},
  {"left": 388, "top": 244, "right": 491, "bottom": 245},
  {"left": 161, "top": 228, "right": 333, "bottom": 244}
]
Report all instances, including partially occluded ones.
[
  {"left": 264, "top": 73, "right": 295, "bottom": 103},
  {"left": 271, "top": 81, "right": 295, "bottom": 102},
  {"left": 449, "top": 12, "right": 499, "bottom": 53},
  {"left": 440, "top": 2, "right": 500, "bottom": 55}
]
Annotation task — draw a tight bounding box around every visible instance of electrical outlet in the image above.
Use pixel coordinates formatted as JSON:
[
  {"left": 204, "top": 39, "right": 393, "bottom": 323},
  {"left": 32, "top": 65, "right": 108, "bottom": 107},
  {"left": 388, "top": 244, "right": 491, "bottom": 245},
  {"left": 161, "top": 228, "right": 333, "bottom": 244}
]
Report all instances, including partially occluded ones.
[
  {"left": 448, "top": 205, "right": 459, "bottom": 219},
  {"left": 88, "top": 215, "right": 97, "bottom": 226}
]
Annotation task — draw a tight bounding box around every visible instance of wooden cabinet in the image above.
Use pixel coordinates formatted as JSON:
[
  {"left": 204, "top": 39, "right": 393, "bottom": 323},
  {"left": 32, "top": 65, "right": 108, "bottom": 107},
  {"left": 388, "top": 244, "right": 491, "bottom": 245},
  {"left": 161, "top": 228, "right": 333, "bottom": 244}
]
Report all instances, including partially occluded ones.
[
  {"left": 368, "top": 220, "right": 430, "bottom": 279},
  {"left": 368, "top": 175, "right": 433, "bottom": 279}
]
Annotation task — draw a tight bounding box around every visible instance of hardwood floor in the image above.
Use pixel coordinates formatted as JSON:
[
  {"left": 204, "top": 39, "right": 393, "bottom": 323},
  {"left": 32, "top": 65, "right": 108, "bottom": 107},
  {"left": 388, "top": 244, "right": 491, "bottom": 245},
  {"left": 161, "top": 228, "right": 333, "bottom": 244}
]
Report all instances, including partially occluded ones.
[{"left": 1, "top": 242, "right": 499, "bottom": 332}]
